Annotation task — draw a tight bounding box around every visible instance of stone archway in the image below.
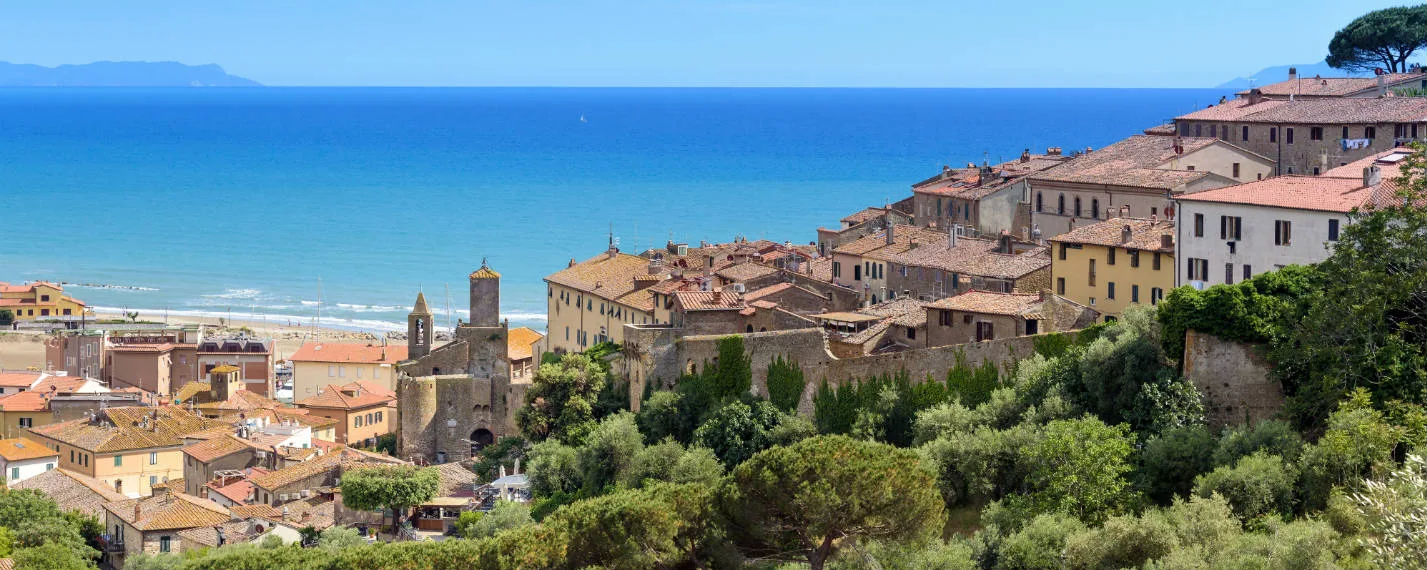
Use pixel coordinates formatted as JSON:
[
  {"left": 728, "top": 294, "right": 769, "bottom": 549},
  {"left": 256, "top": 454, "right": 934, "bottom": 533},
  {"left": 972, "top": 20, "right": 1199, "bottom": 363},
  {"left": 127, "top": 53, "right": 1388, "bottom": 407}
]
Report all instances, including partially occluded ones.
[{"left": 470, "top": 428, "right": 495, "bottom": 456}]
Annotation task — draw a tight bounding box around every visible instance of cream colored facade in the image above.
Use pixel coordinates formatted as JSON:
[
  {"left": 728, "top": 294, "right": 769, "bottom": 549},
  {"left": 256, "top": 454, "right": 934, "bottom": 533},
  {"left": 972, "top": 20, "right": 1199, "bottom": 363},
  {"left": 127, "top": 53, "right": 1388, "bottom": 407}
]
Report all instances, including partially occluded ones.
[
  {"left": 1050, "top": 242, "right": 1175, "bottom": 321},
  {"left": 545, "top": 281, "right": 653, "bottom": 354},
  {"left": 291, "top": 360, "right": 394, "bottom": 400},
  {"left": 23, "top": 432, "right": 185, "bottom": 498}
]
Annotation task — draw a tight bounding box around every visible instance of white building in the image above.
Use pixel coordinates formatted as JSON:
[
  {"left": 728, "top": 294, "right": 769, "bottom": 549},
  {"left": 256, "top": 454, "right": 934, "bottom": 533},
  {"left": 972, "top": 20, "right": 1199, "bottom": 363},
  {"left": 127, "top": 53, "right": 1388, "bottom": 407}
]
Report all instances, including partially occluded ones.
[
  {"left": 1174, "top": 162, "right": 1395, "bottom": 288},
  {"left": 0, "top": 437, "right": 59, "bottom": 485}
]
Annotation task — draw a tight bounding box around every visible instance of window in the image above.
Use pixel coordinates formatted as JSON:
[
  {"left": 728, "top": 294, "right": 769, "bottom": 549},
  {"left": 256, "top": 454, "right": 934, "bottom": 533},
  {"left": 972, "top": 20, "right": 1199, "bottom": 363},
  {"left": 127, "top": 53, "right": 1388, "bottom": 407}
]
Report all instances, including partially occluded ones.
[
  {"left": 1074, "top": 197, "right": 1082, "bottom": 217},
  {"left": 1193, "top": 213, "right": 1204, "bottom": 237},
  {"left": 1091, "top": 198, "right": 1100, "bottom": 218},
  {"left": 1313, "top": 167, "right": 1320, "bottom": 175},
  {"left": 1088, "top": 259, "right": 1096, "bottom": 286},
  {"left": 1129, "top": 250, "right": 1140, "bottom": 267},
  {"left": 160, "top": 536, "right": 171, "bottom": 553},
  {"left": 1343, "top": 126, "right": 1350, "bottom": 139},
  {"left": 975, "top": 322, "right": 995, "bottom": 342},
  {"left": 1153, "top": 252, "right": 1162, "bottom": 270},
  {"left": 938, "top": 310, "right": 952, "bottom": 327},
  {"left": 328, "top": 366, "right": 335, "bottom": 377},
  {"left": 853, "top": 265, "right": 861, "bottom": 281},
  {"left": 1269, "top": 127, "right": 1277, "bottom": 142},
  {"left": 1151, "top": 287, "right": 1164, "bottom": 305},
  {"left": 1132, "top": 285, "right": 1140, "bottom": 303},
  {"left": 1220, "top": 216, "right": 1242, "bottom": 240},
  {"left": 39, "top": 309, "right": 48, "bottom": 316},
  {"left": 150, "top": 452, "right": 157, "bottom": 465},
  {"left": 375, "top": 411, "right": 383, "bottom": 423},
  {"left": 1286, "top": 127, "right": 1294, "bottom": 144},
  {"left": 1415, "top": 124, "right": 1420, "bottom": 138},
  {"left": 1186, "top": 165, "right": 1195, "bottom": 171},
  {"left": 1310, "top": 126, "right": 1323, "bottom": 141},
  {"left": 1107, "top": 282, "right": 1116, "bottom": 300},
  {"left": 1058, "top": 194, "right": 1065, "bottom": 215},
  {"left": 832, "top": 262, "right": 841, "bottom": 278},
  {"left": 354, "top": 415, "right": 364, "bottom": 427},
  {"left": 70, "top": 450, "right": 74, "bottom": 463},
  {"left": 906, "top": 327, "right": 916, "bottom": 340},
  {"left": 1187, "top": 258, "right": 1210, "bottom": 281},
  {"left": 1329, "top": 219, "right": 1340, "bottom": 241},
  {"left": 1226, "top": 263, "right": 1235, "bottom": 284},
  {"left": 114, "top": 455, "right": 122, "bottom": 467},
  {"left": 1059, "top": 244, "right": 1068, "bottom": 260},
  {"left": 150, "top": 475, "right": 157, "bottom": 487},
  {"left": 1243, "top": 265, "right": 1253, "bottom": 281},
  {"left": 1036, "top": 192, "right": 1043, "bottom": 212},
  {"left": 1242, "top": 125, "right": 1249, "bottom": 141},
  {"left": 1195, "top": 124, "right": 1202, "bottom": 137},
  {"left": 1232, "top": 163, "right": 1241, "bottom": 178},
  {"left": 1366, "top": 126, "right": 1376, "bottom": 139},
  {"left": 1275, "top": 220, "right": 1292, "bottom": 246},
  {"left": 1209, "top": 124, "right": 1217, "bottom": 138},
  {"left": 366, "top": 413, "right": 374, "bottom": 425},
  {"left": 1107, "top": 248, "right": 1116, "bottom": 265},
  {"left": 9, "top": 467, "right": 17, "bottom": 480},
  {"left": 18, "top": 417, "right": 31, "bottom": 428}
]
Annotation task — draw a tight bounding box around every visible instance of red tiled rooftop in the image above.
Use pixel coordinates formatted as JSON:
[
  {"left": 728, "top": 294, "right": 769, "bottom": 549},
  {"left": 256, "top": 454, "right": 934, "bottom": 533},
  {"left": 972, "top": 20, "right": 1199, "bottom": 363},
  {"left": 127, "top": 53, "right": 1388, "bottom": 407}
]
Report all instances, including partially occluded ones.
[
  {"left": 288, "top": 342, "right": 406, "bottom": 364},
  {"left": 1177, "top": 176, "right": 1385, "bottom": 213}
]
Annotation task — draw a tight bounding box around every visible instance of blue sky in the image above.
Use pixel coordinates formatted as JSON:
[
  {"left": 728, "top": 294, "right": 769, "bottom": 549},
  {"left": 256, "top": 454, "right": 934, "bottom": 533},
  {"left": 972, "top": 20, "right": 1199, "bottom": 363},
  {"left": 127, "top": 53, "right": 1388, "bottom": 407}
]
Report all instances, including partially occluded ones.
[{"left": 0, "top": 0, "right": 1411, "bottom": 87}]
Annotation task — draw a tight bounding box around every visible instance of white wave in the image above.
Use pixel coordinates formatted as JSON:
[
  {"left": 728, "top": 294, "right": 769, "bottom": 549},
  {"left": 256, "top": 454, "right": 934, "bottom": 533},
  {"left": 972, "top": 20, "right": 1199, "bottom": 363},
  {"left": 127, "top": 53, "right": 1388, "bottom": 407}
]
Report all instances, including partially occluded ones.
[
  {"left": 299, "top": 300, "right": 322, "bottom": 306},
  {"left": 201, "top": 289, "right": 262, "bottom": 300},
  {"left": 335, "top": 303, "right": 409, "bottom": 312},
  {"left": 501, "top": 311, "right": 548, "bottom": 321},
  {"left": 63, "top": 282, "right": 160, "bottom": 292}
]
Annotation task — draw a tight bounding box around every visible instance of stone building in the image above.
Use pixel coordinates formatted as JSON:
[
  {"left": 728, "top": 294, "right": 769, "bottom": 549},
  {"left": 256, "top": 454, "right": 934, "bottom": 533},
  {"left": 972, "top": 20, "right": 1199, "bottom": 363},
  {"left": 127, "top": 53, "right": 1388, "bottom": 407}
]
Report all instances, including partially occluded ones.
[
  {"left": 924, "top": 290, "right": 1098, "bottom": 346},
  {"left": 1026, "top": 135, "right": 1273, "bottom": 238},
  {"left": 911, "top": 149, "right": 1073, "bottom": 237},
  {"left": 397, "top": 262, "right": 529, "bottom": 465},
  {"left": 878, "top": 231, "right": 1051, "bottom": 302},
  {"left": 1234, "top": 68, "right": 1427, "bottom": 100},
  {"left": 1173, "top": 94, "right": 1427, "bottom": 176},
  {"left": 815, "top": 203, "right": 914, "bottom": 257}
]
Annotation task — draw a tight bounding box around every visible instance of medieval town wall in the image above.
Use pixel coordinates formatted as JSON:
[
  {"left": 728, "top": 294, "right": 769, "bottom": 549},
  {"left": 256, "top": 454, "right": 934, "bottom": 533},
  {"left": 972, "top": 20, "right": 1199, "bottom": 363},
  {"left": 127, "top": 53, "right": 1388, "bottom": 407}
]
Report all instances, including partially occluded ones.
[{"left": 1182, "top": 329, "right": 1283, "bottom": 429}]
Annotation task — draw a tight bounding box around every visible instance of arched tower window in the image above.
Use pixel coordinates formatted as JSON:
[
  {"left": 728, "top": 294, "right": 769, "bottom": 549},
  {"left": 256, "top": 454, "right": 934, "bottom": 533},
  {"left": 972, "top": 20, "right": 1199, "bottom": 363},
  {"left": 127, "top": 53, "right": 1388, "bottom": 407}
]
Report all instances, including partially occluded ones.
[{"left": 1057, "top": 194, "right": 1066, "bottom": 215}]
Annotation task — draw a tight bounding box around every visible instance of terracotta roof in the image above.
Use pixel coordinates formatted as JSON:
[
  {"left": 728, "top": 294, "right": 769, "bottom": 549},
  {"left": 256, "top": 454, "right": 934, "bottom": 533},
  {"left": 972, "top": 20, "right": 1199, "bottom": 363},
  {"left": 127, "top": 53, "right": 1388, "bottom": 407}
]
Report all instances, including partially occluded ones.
[
  {"left": 507, "top": 327, "right": 543, "bottom": 362},
  {"left": 1237, "top": 73, "right": 1426, "bottom": 98},
  {"left": 841, "top": 207, "right": 891, "bottom": 225},
  {"left": 674, "top": 290, "right": 745, "bottom": 312},
  {"left": 297, "top": 382, "right": 395, "bottom": 410},
  {"left": 173, "top": 382, "right": 210, "bottom": 403},
  {"left": 1029, "top": 135, "right": 1222, "bottom": 190},
  {"left": 833, "top": 225, "right": 947, "bottom": 257},
  {"left": 249, "top": 451, "right": 342, "bottom": 491},
  {"left": 1189, "top": 97, "right": 1427, "bottom": 124},
  {"left": 182, "top": 434, "right": 258, "bottom": 463},
  {"left": 108, "top": 343, "right": 194, "bottom": 354},
  {"left": 469, "top": 266, "right": 501, "bottom": 279},
  {"left": 207, "top": 470, "right": 268, "bottom": 505},
  {"left": 195, "top": 390, "right": 287, "bottom": 413},
  {"left": 878, "top": 237, "right": 1051, "bottom": 280},
  {"left": 229, "top": 503, "right": 282, "bottom": 519},
  {"left": 1176, "top": 97, "right": 1287, "bottom": 122},
  {"left": 808, "top": 258, "right": 833, "bottom": 283},
  {"left": 744, "top": 282, "right": 794, "bottom": 302},
  {"left": 178, "top": 520, "right": 256, "bottom": 548},
  {"left": 545, "top": 252, "right": 667, "bottom": 304},
  {"left": 715, "top": 262, "right": 779, "bottom": 283},
  {"left": 270, "top": 408, "right": 340, "bottom": 430},
  {"left": 1049, "top": 217, "right": 1176, "bottom": 252},
  {"left": 0, "top": 391, "right": 51, "bottom": 412},
  {"left": 0, "top": 372, "right": 42, "bottom": 389},
  {"left": 1176, "top": 176, "right": 1387, "bottom": 214},
  {"left": 1144, "top": 123, "right": 1177, "bottom": 136},
  {"left": 29, "top": 406, "right": 227, "bottom": 453},
  {"left": 927, "top": 290, "right": 1045, "bottom": 317},
  {"left": 288, "top": 342, "right": 406, "bottom": 364},
  {"left": 105, "top": 492, "right": 231, "bottom": 531},
  {"left": 30, "top": 375, "right": 94, "bottom": 394},
  {"left": 0, "top": 437, "right": 58, "bottom": 461},
  {"left": 1323, "top": 147, "right": 1414, "bottom": 179},
  {"left": 433, "top": 462, "right": 478, "bottom": 497},
  {"left": 11, "top": 469, "right": 127, "bottom": 517}
]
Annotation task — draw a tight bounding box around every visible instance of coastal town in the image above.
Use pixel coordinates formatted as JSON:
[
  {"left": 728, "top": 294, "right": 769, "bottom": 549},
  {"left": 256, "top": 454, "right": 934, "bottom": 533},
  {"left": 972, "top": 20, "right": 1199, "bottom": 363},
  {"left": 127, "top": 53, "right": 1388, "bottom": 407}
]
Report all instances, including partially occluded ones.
[{"left": 4, "top": 6, "right": 1427, "bottom": 568}]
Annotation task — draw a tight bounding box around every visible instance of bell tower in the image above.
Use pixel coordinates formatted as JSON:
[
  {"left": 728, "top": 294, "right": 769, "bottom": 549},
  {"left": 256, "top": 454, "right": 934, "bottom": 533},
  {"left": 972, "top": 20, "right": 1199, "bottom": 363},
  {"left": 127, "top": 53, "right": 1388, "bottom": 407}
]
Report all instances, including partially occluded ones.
[
  {"left": 408, "top": 291, "right": 433, "bottom": 359},
  {"left": 469, "top": 258, "right": 500, "bottom": 327}
]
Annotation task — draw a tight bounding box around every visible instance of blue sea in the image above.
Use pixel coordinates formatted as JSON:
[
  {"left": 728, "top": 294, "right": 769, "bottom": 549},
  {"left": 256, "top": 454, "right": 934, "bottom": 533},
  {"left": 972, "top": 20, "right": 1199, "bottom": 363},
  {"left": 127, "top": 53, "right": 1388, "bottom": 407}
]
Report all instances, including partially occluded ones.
[{"left": 0, "top": 87, "right": 1228, "bottom": 332}]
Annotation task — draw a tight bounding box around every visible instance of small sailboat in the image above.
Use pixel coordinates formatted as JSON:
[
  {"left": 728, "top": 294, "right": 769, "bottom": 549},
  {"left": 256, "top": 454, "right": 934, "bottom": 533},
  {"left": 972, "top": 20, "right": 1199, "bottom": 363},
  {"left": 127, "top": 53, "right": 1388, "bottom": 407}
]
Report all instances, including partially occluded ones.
[{"left": 579, "top": 114, "right": 588, "bottom": 123}]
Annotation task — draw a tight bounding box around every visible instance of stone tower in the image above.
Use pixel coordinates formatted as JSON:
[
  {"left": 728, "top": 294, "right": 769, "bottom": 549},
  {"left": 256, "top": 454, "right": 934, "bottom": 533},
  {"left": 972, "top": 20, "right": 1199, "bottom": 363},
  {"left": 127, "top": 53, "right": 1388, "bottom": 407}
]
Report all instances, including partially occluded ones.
[
  {"left": 408, "top": 292, "right": 433, "bottom": 360},
  {"left": 469, "top": 259, "right": 500, "bottom": 327}
]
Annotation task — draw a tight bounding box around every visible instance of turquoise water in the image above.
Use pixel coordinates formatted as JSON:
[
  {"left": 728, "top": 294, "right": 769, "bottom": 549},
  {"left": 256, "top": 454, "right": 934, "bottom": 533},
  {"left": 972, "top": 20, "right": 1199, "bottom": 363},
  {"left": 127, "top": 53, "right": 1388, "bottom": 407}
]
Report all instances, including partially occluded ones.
[{"left": 0, "top": 87, "right": 1227, "bottom": 332}]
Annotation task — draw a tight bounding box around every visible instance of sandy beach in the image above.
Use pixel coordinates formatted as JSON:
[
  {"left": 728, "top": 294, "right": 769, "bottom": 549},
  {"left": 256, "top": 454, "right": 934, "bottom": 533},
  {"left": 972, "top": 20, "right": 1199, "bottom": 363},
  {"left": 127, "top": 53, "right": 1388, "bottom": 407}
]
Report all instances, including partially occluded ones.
[{"left": 0, "top": 310, "right": 420, "bottom": 372}]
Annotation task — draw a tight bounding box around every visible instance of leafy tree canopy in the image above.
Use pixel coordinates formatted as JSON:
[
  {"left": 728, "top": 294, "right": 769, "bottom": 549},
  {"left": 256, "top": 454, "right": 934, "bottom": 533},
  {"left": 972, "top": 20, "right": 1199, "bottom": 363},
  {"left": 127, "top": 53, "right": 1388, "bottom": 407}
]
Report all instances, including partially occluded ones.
[
  {"left": 338, "top": 465, "right": 440, "bottom": 528},
  {"left": 1327, "top": 5, "right": 1427, "bottom": 73},
  {"left": 515, "top": 353, "right": 609, "bottom": 444}
]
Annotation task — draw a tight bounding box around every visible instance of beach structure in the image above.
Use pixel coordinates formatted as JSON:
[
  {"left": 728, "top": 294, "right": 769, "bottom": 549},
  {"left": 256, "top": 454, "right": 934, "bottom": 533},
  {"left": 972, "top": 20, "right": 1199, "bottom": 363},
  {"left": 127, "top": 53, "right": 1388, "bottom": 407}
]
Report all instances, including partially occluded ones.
[
  {"left": 1026, "top": 135, "right": 1273, "bottom": 238},
  {"left": 0, "top": 281, "right": 86, "bottom": 321},
  {"left": 1048, "top": 217, "right": 1176, "bottom": 321}
]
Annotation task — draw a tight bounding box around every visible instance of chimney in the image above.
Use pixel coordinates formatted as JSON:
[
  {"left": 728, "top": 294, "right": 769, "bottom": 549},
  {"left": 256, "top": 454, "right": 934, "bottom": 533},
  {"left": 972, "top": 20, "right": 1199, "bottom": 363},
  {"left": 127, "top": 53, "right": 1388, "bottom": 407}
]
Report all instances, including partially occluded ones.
[
  {"left": 1364, "top": 165, "right": 1383, "bottom": 187},
  {"left": 1047, "top": 146, "right": 1062, "bottom": 156},
  {"left": 1121, "top": 225, "right": 1134, "bottom": 245},
  {"left": 134, "top": 502, "right": 142, "bottom": 521},
  {"left": 1020, "top": 148, "right": 1031, "bottom": 163},
  {"left": 978, "top": 162, "right": 996, "bottom": 186},
  {"left": 1288, "top": 67, "right": 1297, "bottom": 81},
  {"left": 998, "top": 231, "right": 1013, "bottom": 254},
  {"left": 948, "top": 223, "right": 957, "bottom": 249},
  {"left": 941, "top": 165, "right": 952, "bottom": 180},
  {"left": 1379, "top": 73, "right": 1387, "bottom": 97},
  {"left": 885, "top": 223, "right": 895, "bottom": 246}
]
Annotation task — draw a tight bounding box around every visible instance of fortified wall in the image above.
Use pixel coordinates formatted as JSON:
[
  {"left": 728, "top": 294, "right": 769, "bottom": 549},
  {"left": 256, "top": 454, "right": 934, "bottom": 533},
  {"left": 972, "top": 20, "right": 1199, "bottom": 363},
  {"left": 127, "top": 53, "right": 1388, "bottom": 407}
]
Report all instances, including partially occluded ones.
[
  {"left": 1182, "top": 329, "right": 1283, "bottom": 428},
  {"left": 626, "top": 324, "right": 1059, "bottom": 414}
]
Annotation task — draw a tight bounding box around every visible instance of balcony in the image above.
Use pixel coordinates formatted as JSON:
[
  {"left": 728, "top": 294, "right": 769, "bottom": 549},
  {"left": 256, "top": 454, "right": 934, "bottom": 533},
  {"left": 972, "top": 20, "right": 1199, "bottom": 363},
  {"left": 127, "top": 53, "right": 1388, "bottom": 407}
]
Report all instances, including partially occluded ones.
[{"left": 99, "top": 534, "right": 126, "bottom": 552}]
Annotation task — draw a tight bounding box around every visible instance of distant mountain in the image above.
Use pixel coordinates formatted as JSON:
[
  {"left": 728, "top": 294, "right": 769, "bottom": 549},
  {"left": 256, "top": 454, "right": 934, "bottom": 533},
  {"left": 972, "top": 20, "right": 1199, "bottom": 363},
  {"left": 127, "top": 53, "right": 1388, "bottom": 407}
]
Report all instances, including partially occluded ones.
[
  {"left": 0, "top": 61, "right": 260, "bottom": 87},
  {"left": 1215, "top": 61, "right": 1371, "bottom": 89}
]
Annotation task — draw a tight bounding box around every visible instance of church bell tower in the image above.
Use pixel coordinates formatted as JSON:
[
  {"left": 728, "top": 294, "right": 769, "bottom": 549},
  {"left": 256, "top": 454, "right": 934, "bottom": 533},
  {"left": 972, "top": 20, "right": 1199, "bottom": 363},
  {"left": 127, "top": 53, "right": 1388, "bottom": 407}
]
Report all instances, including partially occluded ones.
[{"left": 408, "top": 292, "right": 433, "bottom": 359}]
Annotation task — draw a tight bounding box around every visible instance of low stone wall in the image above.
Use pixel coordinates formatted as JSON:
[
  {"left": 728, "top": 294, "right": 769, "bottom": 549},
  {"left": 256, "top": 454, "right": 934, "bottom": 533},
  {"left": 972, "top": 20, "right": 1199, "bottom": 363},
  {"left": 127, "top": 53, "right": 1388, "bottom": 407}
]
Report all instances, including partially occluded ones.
[
  {"left": 1182, "top": 330, "right": 1283, "bottom": 429},
  {"left": 669, "top": 328, "right": 1057, "bottom": 414}
]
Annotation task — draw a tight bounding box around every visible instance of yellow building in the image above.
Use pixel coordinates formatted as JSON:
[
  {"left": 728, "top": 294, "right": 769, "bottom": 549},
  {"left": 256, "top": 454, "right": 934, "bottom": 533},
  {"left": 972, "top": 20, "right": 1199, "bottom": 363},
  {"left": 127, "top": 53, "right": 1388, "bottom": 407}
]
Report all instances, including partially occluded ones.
[
  {"left": 0, "top": 391, "right": 55, "bottom": 439},
  {"left": 1049, "top": 217, "right": 1176, "bottom": 321},
  {"left": 0, "top": 281, "right": 87, "bottom": 321},
  {"left": 25, "top": 406, "right": 228, "bottom": 498},
  {"left": 287, "top": 342, "right": 407, "bottom": 401},
  {"left": 544, "top": 247, "right": 666, "bottom": 354}
]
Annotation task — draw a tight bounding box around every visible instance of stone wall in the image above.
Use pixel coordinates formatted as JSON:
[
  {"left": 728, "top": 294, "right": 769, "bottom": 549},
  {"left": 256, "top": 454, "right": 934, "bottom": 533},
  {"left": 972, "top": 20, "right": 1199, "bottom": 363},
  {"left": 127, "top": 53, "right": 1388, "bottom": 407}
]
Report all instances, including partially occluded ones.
[
  {"left": 1182, "top": 330, "right": 1283, "bottom": 429},
  {"left": 664, "top": 328, "right": 1054, "bottom": 414}
]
